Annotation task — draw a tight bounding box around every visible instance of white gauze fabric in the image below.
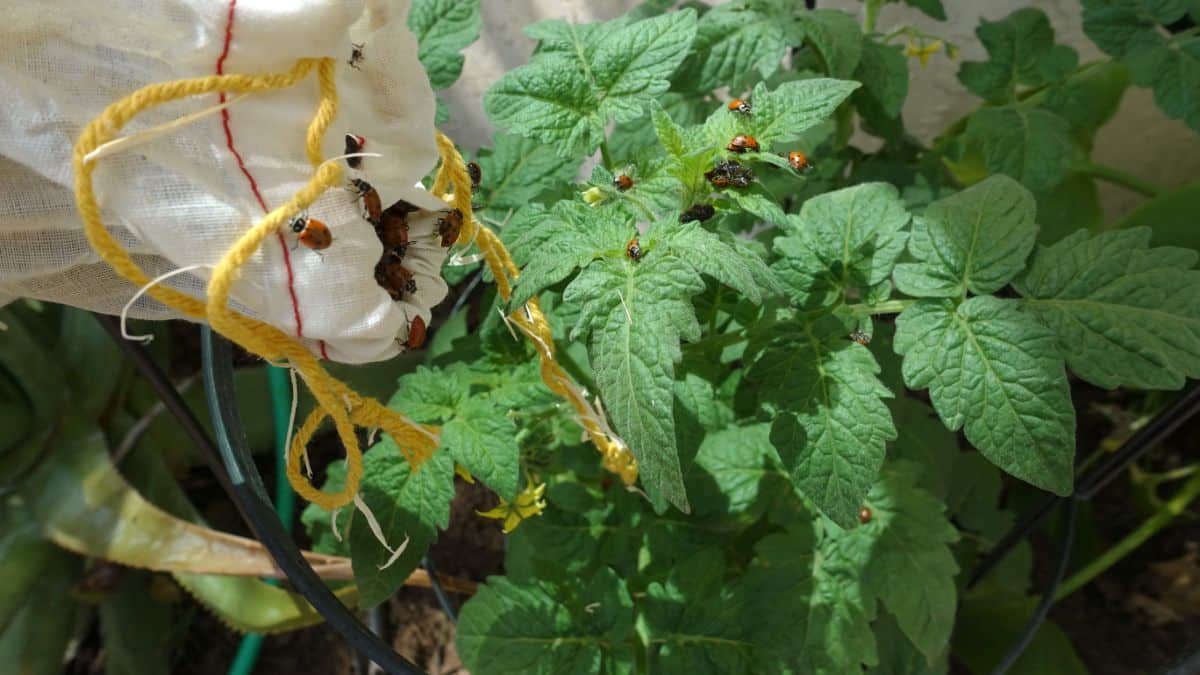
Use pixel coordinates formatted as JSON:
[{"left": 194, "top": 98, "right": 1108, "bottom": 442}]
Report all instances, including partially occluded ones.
[{"left": 0, "top": 0, "right": 452, "bottom": 363}]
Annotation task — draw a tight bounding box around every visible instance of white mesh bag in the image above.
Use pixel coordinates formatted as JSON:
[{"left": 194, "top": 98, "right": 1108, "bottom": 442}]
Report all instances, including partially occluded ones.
[{"left": 0, "top": 0, "right": 452, "bottom": 363}]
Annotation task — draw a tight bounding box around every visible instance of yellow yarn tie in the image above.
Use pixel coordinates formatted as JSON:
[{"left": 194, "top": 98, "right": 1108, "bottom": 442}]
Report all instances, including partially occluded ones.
[
  {"left": 73, "top": 56, "right": 637, "bottom": 518},
  {"left": 432, "top": 133, "right": 639, "bottom": 485}
]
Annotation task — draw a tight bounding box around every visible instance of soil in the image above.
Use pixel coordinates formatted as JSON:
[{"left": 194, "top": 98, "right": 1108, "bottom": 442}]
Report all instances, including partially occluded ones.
[{"left": 171, "top": 476, "right": 502, "bottom": 675}]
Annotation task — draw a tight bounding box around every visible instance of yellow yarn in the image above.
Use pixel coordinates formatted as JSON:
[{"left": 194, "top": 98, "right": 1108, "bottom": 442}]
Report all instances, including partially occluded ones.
[
  {"left": 72, "top": 56, "right": 637, "bottom": 518},
  {"left": 432, "top": 133, "right": 639, "bottom": 485}
]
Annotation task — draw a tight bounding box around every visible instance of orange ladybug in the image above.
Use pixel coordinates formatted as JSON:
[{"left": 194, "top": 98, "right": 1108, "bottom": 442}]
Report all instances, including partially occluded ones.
[
  {"left": 407, "top": 315, "right": 427, "bottom": 349},
  {"left": 290, "top": 215, "right": 332, "bottom": 251},
  {"left": 859, "top": 506, "right": 872, "bottom": 524},
  {"left": 849, "top": 330, "right": 870, "bottom": 346},
  {"left": 626, "top": 237, "right": 642, "bottom": 262},
  {"left": 376, "top": 199, "right": 418, "bottom": 257},
  {"left": 467, "top": 161, "right": 482, "bottom": 189},
  {"left": 613, "top": 174, "right": 634, "bottom": 191},
  {"left": 787, "top": 151, "right": 812, "bottom": 172},
  {"left": 351, "top": 178, "right": 382, "bottom": 225},
  {"left": 727, "top": 134, "right": 759, "bottom": 154},
  {"left": 436, "top": 208, "right": 463, "bottom": 247},
  {"left": 344, "top": 133, "right": 366, "bottom": 169},
  {"left": 727, "top": 98, "right": 752, "bottom": 115},
  {"left": 374, "top": 257, "right": 417, "bottom": 300}
]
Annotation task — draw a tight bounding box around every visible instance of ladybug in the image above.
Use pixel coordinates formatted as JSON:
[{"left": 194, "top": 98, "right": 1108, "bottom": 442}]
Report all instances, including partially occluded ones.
[
  {"left": 679, "top": 203, "right": 715, "bottom": 223},
  {"left": 859, "top": 506, "right": 873, "bottom": 524},
  {"left": 849, "top": 330, "right": 871, "bottom": 346},
  {"left": 350, "top": 178, "right": 382, "bottom": 225},
  {"left": 289, "top": 215, "right": 332, "bottom": 251},
  {"left": 626, "top": 237, "right": 643, "bottom": 262},
  {"left": 344, "top": 133, "right": 366, "bottom": 169},
  {"left": 613, "top": 174, "right": 634, "bottom": 191},
  {"left": 407, "top": 315, "right": 427, "bottom": 349},
  {"left": 727, "top": 98, "right": 752, "bottom": 115},
  {"left": 374, "top": 257, "right": 417, "bottom": 300},
  {"left": 705, "top": 159, "right": 754, "bottom": 188},
  {"left": 467, "top": 161, "right": 482, "bottom": 189},
  {"left": 348, "top": 42, "right": 365, "bottom": 70},
  {"left": 436, "top": 208, "right": 463, "bottom": 247},
  {"left": 726, "top": 134, "right": 759, "bottom": 154},
  {"left": 376, "top": 199, "right": 419, "bottom": 255},
  {"left": 787, "top": 150, "right": 812, "bottom": 172}
]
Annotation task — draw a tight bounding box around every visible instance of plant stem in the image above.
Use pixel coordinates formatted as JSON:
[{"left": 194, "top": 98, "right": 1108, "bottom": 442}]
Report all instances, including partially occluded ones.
[
  {"left": 1055, "top": 468, "right": 1200, "bottom": 601},
  {"left": 845, "top": 298, "right": 915, "bottom": 317},
  {"left": 1080, "top": 161, "right": 1163, "bottom": 198},
  {"left": 863, "top": 0, "right": 883, "bottom": 33},
  {"left": 709, "top": 286, "right": 724, "bottom": 335},
  {"left": 599, "top": 140, "right": 614, "bottom": 171}
]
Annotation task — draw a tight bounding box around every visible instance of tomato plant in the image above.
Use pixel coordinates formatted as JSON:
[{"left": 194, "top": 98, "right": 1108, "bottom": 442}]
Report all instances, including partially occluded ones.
[
  {"left": 333, "top": 1, "right": 1200, "bottom": 672},
  {"left": 3, "top": 0, "right": 1199, "bottom": 673},
  {"left": 295, "top": 0, "right": 1200, "bottom": 667}
]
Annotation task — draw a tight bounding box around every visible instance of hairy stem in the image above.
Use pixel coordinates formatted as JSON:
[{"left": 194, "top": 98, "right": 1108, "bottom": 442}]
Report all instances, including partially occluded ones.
[
  {"left": 1080, "top": 161, "right": 1163, "bottom": 198},
  {"left": 1055, "top": 468, "right": 1200, "bottom": 601},
  {"left": 599, "top": 140, "right": 614, "bottom": 171},
  {"left": 863, "top": 0, "right": 884, "bottom": 33}
]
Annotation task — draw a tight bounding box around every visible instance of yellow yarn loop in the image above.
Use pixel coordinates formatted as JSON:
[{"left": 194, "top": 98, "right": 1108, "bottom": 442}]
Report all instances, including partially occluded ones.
[{"left": 72, "top": 56, "right": 637, "bottom": 518}]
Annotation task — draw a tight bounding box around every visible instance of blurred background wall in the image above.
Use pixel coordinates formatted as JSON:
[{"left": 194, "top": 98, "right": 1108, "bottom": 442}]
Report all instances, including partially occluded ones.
[{"left": 437, "top": 0, "right": 1200, "bottom": 220}]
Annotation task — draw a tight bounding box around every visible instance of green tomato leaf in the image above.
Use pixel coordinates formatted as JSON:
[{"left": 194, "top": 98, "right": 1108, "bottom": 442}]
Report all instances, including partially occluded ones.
[
  {"left": 785, "top": 182, "right": 910, "bottom": 292},
  {"left": 744, "top": 315, "right": 896, "bottom": 527},
  {"left": 900, "top": 0, "right": 947, "bottom": 21},
  {"left": 1113, "top": 179, "right": 1200, "bottom": 251},
  {"left": 894, "top": 297, "right": 1075, "bottom": 495},
  {"left": 442, "top": 397, "right": 520, "bottom": 500},
  {"left": 1040, "top": 61, "right": 1131, "bottom": 143},
  {"left": 388, "top": 364, "right": 469, "bottom": 423},
  {"left": 477, "top": 132, "right": 578, "bottom": 213},
  {"left": 510, "top": 203, "right": 632, "bottom": 309},
  {"left": 893, "top": 175, "right": 1037, "bottom": 298},
  {"left": 800, "top": 10, "right": 864, "bottom": 78},
  {"left": 857, "top": 463, "right": 959, "bottom": 664},
  {"left": 963, "top": 105, "right": 1082, "bottom": 193},
  {"left": 955, "top": 592, "right": 1087, "bottom": 675},
  {"left": 957, "top": 8, "right": 1079, "bottom": 103},
  {"left": 349, "top": 445, "right": 455, "bottom": 608},
  {"left": 703, "top": 78, "right": 861, "bottom": 151},
  {"left": 1014, "top": 228, "right": 1200, "bottom": 389},
  {"left": 485, "top": 11, "right": 697, "bottom": 156},
  {"left": 564, "top": 255, "right": 704, "bottom": 512},
  {"left": 673, "top": 3, "right": 802, "bottom": 93},
  {"left": 639, "top": 549, "right": 755, "bottom": 672},
  {"left": 408, "top": 0, "right": 482, "bottom": 90},
  {"left": 485, "top": 55, "right": 607, "bottom": 158},
  {"left": 1082, "top": 0, "right": 1200, "bottom": 132},
  {"left": 855, "top": 39, "right": 909, "bottom": 119},
  {"left": 688, "top": 423, "right": 789, "bottom": 517},
  {"left": 658, "top": 222, "right": 784, "bottom": 303},
  {"left": 457, "top": 569, "right": 635, "bottom": 674},
  {"left": 593, "top": 10, "right": 699, "bottom": 122}
]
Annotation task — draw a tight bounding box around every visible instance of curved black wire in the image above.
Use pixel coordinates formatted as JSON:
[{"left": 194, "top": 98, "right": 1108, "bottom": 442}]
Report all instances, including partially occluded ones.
[
  {"left": 970, "top": 383, "right": 1200, "bottom": 588},
  {"left": 422, "top": 556, "right": 458, "bottom": 624},
  {"left": 201, "top": 327, "right": 425, "bottom": 675},
  {"left": 991, "top": 499, "right": 1078, "bottom": 675}
]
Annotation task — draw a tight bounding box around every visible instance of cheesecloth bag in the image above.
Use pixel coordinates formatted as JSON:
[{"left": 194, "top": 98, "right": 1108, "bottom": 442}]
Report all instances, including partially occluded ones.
[{"left": 0, "top": 0, "right": 451, "bottom": 364}]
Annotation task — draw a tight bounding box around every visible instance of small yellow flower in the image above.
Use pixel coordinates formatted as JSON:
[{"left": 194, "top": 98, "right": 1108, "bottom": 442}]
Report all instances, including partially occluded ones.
[
  {"left": 455, "top": 463, "right": 476, "bottom": 484},
  {"left": 477, "top": 482, "right": 547, "bottom": 533},
  {"left": 904, "top": 39, "right": 943, "bottom": 66},
  {"left": 582, "top": 186, "right": 607, "bottom": 205}
]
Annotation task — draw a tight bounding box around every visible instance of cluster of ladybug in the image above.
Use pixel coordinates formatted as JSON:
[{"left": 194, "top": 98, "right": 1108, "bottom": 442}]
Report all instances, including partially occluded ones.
[{"left": 607, "top": 98, "right": 814, "bottom": 230}]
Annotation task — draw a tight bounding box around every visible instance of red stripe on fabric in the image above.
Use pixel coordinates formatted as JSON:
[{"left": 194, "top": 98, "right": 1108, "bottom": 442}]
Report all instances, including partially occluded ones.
[{"left": 214, "top": 0, "right": 314, "bottom": 352}]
